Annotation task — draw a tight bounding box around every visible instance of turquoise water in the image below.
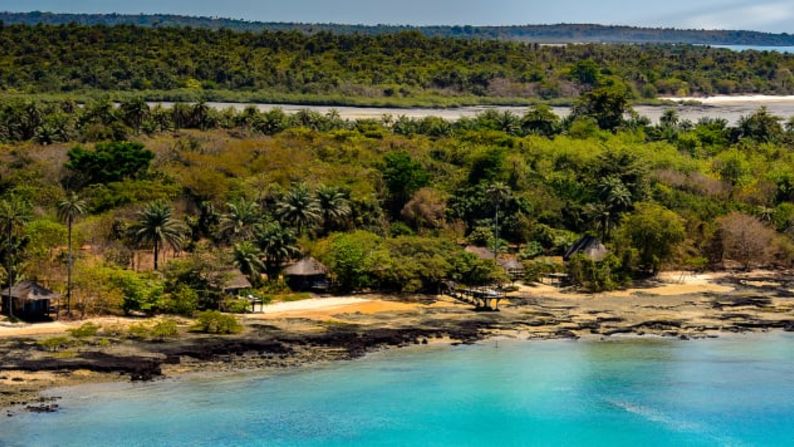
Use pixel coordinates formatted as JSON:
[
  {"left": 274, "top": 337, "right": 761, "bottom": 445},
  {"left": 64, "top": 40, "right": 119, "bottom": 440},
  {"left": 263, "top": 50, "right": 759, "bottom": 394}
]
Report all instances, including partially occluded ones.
[
  {"left": 2, "top": 334, "right": 794, "bottom": 446},
  {"left": 714, "top": 45, "right": 794, "bottom": 53}
]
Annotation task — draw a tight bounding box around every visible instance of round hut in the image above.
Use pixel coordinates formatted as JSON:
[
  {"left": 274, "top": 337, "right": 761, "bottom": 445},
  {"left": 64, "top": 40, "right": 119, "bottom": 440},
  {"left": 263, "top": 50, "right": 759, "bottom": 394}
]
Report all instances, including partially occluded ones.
[{"left": 283, "top": 257, "right": 330, "bottom": 292}]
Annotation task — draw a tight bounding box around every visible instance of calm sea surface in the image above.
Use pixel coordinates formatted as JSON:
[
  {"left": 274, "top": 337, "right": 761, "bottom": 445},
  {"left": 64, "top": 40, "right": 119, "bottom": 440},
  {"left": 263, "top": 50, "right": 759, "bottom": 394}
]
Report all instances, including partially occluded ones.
[
  {"left": 2, "top": 333, "right": 794, "bottom": 446},
  {"left": 714, "top": 45, "right": 794, "bottom": 53}
]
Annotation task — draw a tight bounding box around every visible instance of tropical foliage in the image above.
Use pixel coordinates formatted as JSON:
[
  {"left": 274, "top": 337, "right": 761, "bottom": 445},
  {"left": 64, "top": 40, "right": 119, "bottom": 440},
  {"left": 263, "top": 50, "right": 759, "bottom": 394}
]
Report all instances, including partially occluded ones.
[
  {"left": 0, "top": 24, "right": 793, "bottom": 106},
  {"left": 3, "top": 92, "right": 794, "bottom": 312}
]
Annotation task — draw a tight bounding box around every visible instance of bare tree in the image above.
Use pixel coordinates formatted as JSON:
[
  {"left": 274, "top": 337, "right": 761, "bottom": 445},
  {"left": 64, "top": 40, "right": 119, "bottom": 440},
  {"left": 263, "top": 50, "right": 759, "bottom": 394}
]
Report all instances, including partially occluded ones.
[
  {"left": 717, "top": 212, "right": 777, "bottom": 270},
  {"left": 401, "top": 188, "right": 447, "bottom": 230}
]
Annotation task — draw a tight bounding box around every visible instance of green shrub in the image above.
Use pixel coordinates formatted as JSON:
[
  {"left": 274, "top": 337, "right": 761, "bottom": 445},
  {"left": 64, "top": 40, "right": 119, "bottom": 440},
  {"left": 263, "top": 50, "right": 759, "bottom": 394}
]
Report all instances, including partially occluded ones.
[
  {"left": 160, "top": 284, "right": 199, "bottom": 316},
  {"left": 150, "top": 319, "right": 180, "bottom": 341},
  {"left": 100, "top": 324, "right": 126, "bottom": 337},
  {"left": 523, "top": 257, "right": 565, "bottom": 282},
  {"left": 126, "top": 322, "right": 152, "bottom": 340},
  {"left": 37, "top": 336, "right": 76, "bottom": 352},
  {"left": 257, "top": 280, "right": 290, "bottom": 295},
  {"left": 567, "top": 253, "right": 624, "bottom": 292},
  {"left": 67, "top": 322, "right": 100, "bottom": 338},
  {"left": 192, "top": 311, "right": 243, "bottom": 334},
  {"left": 519, "top": 241, "right": 545, "bottom": 260},
  {"left": 222, "top": 298, "right": 250, "bottom": 314}
]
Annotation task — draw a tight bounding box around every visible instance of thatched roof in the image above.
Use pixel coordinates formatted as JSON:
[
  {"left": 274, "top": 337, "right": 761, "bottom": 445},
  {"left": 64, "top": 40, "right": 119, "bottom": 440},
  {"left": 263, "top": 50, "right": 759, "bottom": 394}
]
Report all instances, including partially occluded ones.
[
  {"left": 465, "top": 245, "right": 496, "bottom": 261},
  {"left": 564, "top": 236, "right": 609, "bottom": 262},
  {"left": 284, "top": 257, "right": 329, "bottom": 276},
  {"left": 498, "top": 257, "right": 524, "bottom": 271},
  {"left": 1, "top": 281, "right": 59, "bottom": 302},
  {"left": 222, "top": 271, "right": 253, "bottom": 291}
]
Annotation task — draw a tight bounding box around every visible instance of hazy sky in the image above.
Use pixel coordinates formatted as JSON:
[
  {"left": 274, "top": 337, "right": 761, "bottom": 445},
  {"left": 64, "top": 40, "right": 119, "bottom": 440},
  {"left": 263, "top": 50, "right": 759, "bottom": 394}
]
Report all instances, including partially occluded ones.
[{"left": 1, "top": 0, "right": 793, "bottom": 32}]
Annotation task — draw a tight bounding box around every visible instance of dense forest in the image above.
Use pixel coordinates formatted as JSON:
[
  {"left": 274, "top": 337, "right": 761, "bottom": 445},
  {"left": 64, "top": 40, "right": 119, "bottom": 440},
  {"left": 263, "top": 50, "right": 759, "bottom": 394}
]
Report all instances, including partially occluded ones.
[
  {"left": 2, "top": 91, "right": 794, "bottom": 317},
  {"left": 0, "top": 23, "right": 793, "bottom": 106},
  {"left": 4, "top": 11, "right": 794, "bottom": 46}
]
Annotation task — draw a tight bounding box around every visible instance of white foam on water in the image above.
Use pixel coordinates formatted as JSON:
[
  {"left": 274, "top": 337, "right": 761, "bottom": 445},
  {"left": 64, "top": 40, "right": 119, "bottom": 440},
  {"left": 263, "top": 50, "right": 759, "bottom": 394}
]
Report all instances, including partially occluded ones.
[{"left": 606, "top": 398, "right": 746, "bottom": 447}]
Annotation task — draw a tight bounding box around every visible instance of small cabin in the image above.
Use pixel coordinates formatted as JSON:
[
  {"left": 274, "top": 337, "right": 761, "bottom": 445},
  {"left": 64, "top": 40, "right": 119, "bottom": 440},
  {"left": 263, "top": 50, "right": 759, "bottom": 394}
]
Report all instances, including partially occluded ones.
[
  {"left": 1, "top": 281, "right": 57, "bottom": 321},
  {"left": 284, "top": 257, "right": 329, "bottom": 292},
  {"left": 222, "top": 271, "right": 253, "bottom": 296},
  {"left": 498, "top": 257, "right": 525, "bottom": 281},
  {"left": 564, "top": 236, "right": 609, "bottom": 262}
]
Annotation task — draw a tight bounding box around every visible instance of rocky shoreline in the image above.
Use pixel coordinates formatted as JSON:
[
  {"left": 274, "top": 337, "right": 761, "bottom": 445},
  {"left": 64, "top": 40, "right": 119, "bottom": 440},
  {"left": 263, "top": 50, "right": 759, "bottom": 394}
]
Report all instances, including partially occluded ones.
[{"left": 3, "top": 272, "right": 794, "bottom": 415}]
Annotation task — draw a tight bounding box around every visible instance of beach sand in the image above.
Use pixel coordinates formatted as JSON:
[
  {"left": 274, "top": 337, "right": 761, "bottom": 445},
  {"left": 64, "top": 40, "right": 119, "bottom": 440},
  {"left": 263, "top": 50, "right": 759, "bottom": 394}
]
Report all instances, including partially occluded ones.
[
  {"left": 3, "top": 269, "right": 794, "bottom": 411},
  {"left": 661, "top": 95, "right": 794, "bottom": 105}
]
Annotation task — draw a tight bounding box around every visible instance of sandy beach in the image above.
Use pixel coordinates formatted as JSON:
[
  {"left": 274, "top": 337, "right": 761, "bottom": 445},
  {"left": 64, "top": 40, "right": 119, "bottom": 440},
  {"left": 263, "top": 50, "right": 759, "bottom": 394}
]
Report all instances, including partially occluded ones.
[
  {"left": 661, "top": 95, "right": 794, "bottom": 105},
  {"left": 2, "top": 270, "right": 794, "bottom": 413}
]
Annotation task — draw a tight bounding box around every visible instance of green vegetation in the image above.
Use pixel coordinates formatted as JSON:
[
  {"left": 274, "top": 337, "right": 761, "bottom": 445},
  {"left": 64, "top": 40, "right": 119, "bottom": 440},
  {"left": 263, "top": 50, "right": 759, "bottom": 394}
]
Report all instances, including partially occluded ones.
[
  {"left": 192, "top": 311, "right": 243, "bottom": 334},
  {"left": 127, "top": 318, "right": 181, "bottom": 341},
  {"left": 67, "top": 322, "right": 101, "bottom": 338},
  {"left": 0, "top": 23, "right": 792, "bottom": 108},
  {"left": 2, "top": 89, "right": 794, "bottom": 306},
  {"left": 37, "top": 336, "right": 76, "bottom": 352},
  {"left": 4, "top": 12, "right": 794, "bottom": 46}
]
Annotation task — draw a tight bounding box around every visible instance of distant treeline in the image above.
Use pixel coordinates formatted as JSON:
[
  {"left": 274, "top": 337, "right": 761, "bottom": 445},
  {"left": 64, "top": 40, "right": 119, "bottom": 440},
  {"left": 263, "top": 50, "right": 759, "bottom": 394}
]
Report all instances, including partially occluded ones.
[
  {"left": 3, "top": 11, "right": 794, "bottom": 46},
  {"left": 0, "top": 23, "right": 793, "bottom": 102}
]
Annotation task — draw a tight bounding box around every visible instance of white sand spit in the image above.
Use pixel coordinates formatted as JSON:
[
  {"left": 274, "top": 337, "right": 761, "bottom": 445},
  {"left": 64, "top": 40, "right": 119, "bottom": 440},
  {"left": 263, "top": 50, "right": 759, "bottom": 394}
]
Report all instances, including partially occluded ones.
[{"left": 255, "top": 297, "right": 372, "bottom": 315}]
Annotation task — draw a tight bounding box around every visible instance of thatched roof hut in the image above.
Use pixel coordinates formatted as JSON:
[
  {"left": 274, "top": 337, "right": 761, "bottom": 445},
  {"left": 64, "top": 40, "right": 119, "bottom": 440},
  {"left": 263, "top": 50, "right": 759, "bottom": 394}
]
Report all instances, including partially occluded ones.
[
  {"left": 464, "top": 245, "right": 496, "bottom": 261},
  {"left": 1, "top": 280, "right": 58, "bottom": 320},
  {"left": 498, "top": 257, "right": 525, "bottom": 280},
  {"left": 284, "top": 257, "right": 329, "bottom": 276},
  {"left": 222, "top": 271, "right": 253, "bottom": 294},
  {"left": 284, "top": 257, "right": 329, "bottom": 291},
  {"left": 564, "top": 236, "right": 609, "bottom": 262},
  {"left": 465, "top": 246, "right": 524, "bottom": 280}
]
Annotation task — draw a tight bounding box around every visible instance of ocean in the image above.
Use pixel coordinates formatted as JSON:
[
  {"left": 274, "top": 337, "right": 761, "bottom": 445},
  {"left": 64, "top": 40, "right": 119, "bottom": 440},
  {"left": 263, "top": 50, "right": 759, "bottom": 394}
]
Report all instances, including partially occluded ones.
[{"left": 2, "top": 334, "right": 794, "bottom": 446}]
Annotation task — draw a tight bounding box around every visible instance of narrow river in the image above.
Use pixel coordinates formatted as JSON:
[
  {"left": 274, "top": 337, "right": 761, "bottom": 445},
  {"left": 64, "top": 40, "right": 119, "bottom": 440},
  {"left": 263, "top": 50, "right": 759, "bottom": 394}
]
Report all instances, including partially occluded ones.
[{"left": 149, "top": 96, "right": 794, "bottom": 125}]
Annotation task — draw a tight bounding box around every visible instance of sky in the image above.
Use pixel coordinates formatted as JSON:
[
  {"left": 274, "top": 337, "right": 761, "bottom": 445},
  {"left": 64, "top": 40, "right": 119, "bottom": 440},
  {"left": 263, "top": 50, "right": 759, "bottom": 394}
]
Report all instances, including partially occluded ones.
[{"left": 0, "top": 0, "right": 793, "bottom": 33}]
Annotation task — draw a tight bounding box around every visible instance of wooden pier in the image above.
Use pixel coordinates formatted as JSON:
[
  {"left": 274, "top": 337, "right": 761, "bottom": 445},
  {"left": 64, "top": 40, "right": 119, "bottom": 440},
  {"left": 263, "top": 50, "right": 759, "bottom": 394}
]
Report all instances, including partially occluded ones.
[{"left": 443, "top": 282, "right": 506, "bottom": 311}]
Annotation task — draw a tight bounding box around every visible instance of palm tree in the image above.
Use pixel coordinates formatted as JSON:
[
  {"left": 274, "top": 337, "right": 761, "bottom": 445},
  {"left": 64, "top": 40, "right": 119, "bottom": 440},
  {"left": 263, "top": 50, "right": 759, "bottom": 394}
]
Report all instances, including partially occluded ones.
[
  {"left": 57, "top": 191, "right": 86, "bottom": 317},
  {"left": 232, "top": 241, "right": 265, "bottom": 286},
  {"left": 597, "top": 176, "right": 633, "bottom": 212},
  {"left": 255, "top": 222, "right": 300, "bottom": 278},
  {"left": 316, "top": 186, "right": 351, "bottom": 235},
  {"left": 191, "top": 102, "right": 211, "bottom": 130},
  {"left": 585, "top": 203, "right": 616, "bottom": 241},
  {"left": 276, "top": 184, "right": 321, "bottom": 234},
  {"left": 120, "top": 97, "right": 150, "bottom": 133},
  {"left": 487, "top": 182, "right": 511, "bottom": 259},
  {"left": 219, "top": 198, "right": 261, "bottom": 242},
  {"left": 128, "top": 202, "right": 185, "bottom": 271},
  {"left": 0, "top": 196, "right": 32, "bottom": 319},
  {"left": 590, "top": 176, "right": 633, "bottom": 240}
]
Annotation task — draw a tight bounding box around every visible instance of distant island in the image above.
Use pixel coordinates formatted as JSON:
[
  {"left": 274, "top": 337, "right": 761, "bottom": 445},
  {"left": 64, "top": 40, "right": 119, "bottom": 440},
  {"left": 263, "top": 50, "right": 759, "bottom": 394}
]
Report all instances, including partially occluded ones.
[
  {"left": 2, "top": 11, "right": 794, "bottom": 46},
  {"left": 0, "top": 19, "right": 793, "bottom": 107}
]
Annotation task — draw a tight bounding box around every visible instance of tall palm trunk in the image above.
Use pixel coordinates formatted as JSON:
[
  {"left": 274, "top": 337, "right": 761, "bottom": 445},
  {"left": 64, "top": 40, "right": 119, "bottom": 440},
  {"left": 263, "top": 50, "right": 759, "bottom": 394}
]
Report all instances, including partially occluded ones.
[
  {"left": 153, "top": 238, "right": 159, "bottom": 271},
  {"left": 493, "top": 202, "right": 500, "bottom": 260},
  {"left": 66, "top": 216, "right": 73, "bottom": 317},
  {"left": 6, "top": 223, "right": 14, "bottom": 319}
]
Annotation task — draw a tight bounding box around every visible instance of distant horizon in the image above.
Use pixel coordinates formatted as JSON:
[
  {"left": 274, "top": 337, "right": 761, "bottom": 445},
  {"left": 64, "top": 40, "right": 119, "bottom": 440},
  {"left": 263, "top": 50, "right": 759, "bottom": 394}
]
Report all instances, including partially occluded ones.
[
  {"left": 3, "top": 10, "right": 794, "bottom": 35},
  {"left": 0, "top": 0, "right": 792, "bottom": 33}
]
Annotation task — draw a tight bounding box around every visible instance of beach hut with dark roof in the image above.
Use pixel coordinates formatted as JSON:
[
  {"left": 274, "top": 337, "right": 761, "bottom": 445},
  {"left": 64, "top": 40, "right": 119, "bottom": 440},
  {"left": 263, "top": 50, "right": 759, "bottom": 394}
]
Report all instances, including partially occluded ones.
[
  {"left": 563, "top": 236, "right": 609, "bottom": 262},
  {"left": 1, "top": 280, "right": 57, "bottom": 320},
  {"left": 284, "top": 257, "right": 329, "bottom": 291}
]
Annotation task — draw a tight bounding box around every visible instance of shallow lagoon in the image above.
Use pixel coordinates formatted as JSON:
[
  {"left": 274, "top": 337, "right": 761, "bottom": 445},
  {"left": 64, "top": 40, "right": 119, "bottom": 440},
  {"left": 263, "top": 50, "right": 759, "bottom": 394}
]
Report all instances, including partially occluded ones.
[{"left": 3, "top": 333, "right": 794, "bottom": 447}]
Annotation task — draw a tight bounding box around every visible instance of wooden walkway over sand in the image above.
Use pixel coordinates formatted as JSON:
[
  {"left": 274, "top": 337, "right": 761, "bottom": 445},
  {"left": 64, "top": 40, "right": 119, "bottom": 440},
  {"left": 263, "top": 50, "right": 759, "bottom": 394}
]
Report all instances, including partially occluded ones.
[{"left": 443, "top": 282, "right": 507, "bottom": 311}]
